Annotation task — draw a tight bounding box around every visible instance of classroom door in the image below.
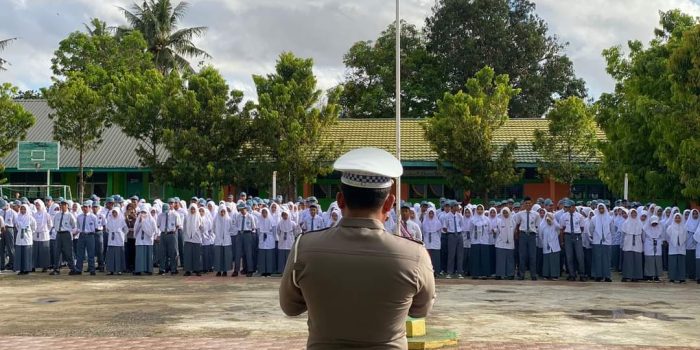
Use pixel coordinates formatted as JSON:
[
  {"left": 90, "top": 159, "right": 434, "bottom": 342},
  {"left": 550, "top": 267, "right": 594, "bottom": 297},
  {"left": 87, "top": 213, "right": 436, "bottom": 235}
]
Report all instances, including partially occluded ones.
[{"left": 126, "top": 173, "right": 143, "bottom": 198}]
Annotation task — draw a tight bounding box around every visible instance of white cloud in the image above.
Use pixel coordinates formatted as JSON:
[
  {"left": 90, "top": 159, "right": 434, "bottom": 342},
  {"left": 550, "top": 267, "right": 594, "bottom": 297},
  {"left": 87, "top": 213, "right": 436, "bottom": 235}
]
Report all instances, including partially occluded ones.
[{"left": 1, "top": 0, "right": 699, "bottom": 102}]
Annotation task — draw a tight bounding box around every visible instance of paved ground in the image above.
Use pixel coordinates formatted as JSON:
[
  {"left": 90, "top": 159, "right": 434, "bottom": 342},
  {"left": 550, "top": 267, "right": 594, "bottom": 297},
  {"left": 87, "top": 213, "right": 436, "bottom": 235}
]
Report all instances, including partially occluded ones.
[{"left": 0, "top": 270, "right": 698, "bottom": 349}]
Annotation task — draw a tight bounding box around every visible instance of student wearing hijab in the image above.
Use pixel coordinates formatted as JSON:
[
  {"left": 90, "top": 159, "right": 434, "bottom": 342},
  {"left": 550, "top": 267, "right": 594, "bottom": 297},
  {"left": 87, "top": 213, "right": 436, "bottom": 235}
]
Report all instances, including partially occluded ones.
[
  {"left": 200, "top": 207, "right": 215, "bottom": 274},
  {"left": 212, "top": 205, "right": 233, "bottom": 277},
  {"left": 611, "top": 207, "right": 624, "bottom": 272},
  {"left": 183, "top": 204, "right": 204, "bottom": 276},
  {"left": 693, "top": 224, "right": 700, "bottom": 284},
  {"left": 470, "top": 205, "right": 490, "bottom": 279},
  {"left": 666, "top": 213, "right": 687, "bottom": 283},
  {"left": 685, "top": 209, "right": 699, "bottom": 281},
  {"left": 581, "top": 208, "right": 594, "bottom": 279},
  {"left": 105, "top": 208, "right": 127, "bottom": 275},
  {"left": 134, "top": 206, "right": 157, "bottom": 275},
  {"left": 276, "top": 210, "right": 300, "bottom": 275},
  {"left": 32, "top": 200, "right": 52, "bottom": 272},
  {"left": 422, "top": 208, "right": 442, "bottom": 278},
  {"left": 461, "top": 207, "right": 474, "bottom": 277},
  {"left": 14, "top": 204, "right": 37, "bottom": 275},
  {"left": 621, "top": 208, "right": 644, "bottom": 282},
  {"left": 643, "top": 216, "right": 664, "bottom": 282},
  {"left": 539, "top": 213, "right": 561, "bottom": 280},
  {"left": 123, "top": 203, "right": 137, "bottom": 273},
  {"left": 486, "top": 208, "right": 499, "bottom": 277},
  {"left": 589, "top": 204, "right": 613, "bottom": 282},
  {"left": 256, "top": 208, "right": 276, "bottom": 277},
  {"left": 495, "top": 208, "right": 516, "bottom": 280}
]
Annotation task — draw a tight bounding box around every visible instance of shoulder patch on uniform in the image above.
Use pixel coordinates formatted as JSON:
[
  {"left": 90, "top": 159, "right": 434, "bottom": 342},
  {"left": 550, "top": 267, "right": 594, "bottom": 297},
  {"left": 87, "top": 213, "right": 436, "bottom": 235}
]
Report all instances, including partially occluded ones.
[{"left": 397, "top": 234, "right": 424, "bottom": 245}]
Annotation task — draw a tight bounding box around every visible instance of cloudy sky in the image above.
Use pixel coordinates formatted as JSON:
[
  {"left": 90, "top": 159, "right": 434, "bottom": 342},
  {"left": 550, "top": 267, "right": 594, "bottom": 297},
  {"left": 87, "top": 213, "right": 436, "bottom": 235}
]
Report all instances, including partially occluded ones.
[{"left": 1, "top": 0, "right": 700, "bottom": 102}]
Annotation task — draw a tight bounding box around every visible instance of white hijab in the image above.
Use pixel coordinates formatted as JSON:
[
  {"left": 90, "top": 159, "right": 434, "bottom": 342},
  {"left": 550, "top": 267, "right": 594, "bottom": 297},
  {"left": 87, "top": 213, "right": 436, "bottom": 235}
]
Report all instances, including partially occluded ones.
[{"left": 622, "top": 209, "right": 643, "bottom": 236}]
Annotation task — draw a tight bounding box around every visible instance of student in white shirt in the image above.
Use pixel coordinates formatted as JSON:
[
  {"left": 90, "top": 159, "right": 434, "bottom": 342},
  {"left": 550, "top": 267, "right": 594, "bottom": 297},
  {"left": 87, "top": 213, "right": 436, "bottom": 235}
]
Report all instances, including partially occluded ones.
[
  {"left": 105, "top": 208, "right": 127, "bottom": 275},
  {"left": 643, "top": 215, "right": 664, "bottom": 282},
  {"left": 539, "top": 213, "right": 561, "bottom": 280},
  {"left": 495, "top": 208, "right": 516, "bottom": 280},
  {"left": 183, "top": 204, "right": 204, "bottom": 276},
  {"left": 32, "top": 200, "right": 53, "bottom": 272},
  {"left": 276, "top": 210, "right": 300, "bottom": 274},
  {"left": 256, "top": 208, "right": 276, "bottom": 276},
  {"left": 422, "top": 208, "right": 442, "bottom": 278},
  {"left": 200, "top": 206, "right": 215, "bottom": 274},
  {"left": 134, "top": 205, "right": 158, "bottom": 275},
  {"left": 14, "top": 204, "right": 37, "bottom": 275},
  {"left": 621, "top": 208, "right": 644, "bottom": 282},
  {"left": 212, "top": 205, "right": 233, "bottom": 277},
  {"left": 666, "top": 213, "right": 687, "bottom": 283}
]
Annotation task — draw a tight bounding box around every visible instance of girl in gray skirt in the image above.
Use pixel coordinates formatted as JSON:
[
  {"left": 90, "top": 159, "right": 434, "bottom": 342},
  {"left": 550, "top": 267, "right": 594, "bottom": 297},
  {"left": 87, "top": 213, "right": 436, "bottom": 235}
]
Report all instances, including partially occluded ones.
[
  {"left": 643, "top": 216, "right": 664, "bottom": 281},
  {"left": 666, "top": 213, "right": 687, "bottom": 283},
  {"left": 14, "top": 204, "right": 37, "bottom": 275},
  {"left": 134, "top": 205, "right": 157, "bottom": 275},
  {"left": 105, "top": 209, "right": 127, "bottom": 275}
]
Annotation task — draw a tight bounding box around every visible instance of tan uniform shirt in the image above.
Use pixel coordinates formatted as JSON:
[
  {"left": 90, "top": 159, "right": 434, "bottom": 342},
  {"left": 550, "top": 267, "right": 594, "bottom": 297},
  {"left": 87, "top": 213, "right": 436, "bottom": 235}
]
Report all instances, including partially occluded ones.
[{"left": 279, "top": 217, "right": 436, "bottom": 350}]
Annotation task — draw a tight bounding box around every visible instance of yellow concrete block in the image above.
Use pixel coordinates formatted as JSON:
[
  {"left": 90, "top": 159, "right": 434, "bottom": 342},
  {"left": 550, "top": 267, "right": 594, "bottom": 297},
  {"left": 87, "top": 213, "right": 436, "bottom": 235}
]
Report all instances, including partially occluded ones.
[
  {"left": 407, "top": 328, "right": 458, "bottom": 350},
  {"left": 406, "top": 317, "right": 426, "bottom": 337}
]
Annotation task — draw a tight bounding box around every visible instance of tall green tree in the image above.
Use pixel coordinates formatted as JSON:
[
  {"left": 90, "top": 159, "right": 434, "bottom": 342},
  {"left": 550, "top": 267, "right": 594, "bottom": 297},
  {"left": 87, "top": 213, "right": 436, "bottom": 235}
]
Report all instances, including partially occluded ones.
[
  {"left": 45, "top": 75, "right": 108, "bottom": 202},
  {"left": 47, "top": 21, "right": 152, "bottom": 201},
  {"left": 533, "top": 97, "right": 598, "bottom": 195},
  {"left": 667, "top": 22, "right": 700, "bottom": 199},
  {"left": 423, "top": 66, "right": 520, "bottom": 201},
  {"left": 161, "top": 67, "right": 250, "bottom": 195},
  {"left": 252, "top": 52, "right": 342, "bottom": 199},
  {"left": 0, "top": 83, "right": 35, "bottom": 182},
  {"left": 596, "top": 10, "right": 694, "bottom": 201},
  {"left": 339, "top": 22, "right": 438, "bottom": 118},
  {"left": 120, "top": 0, "right": 211, "bottom": 73},
  {"left": 425, "top": 0, "right": 586, "bottom": 118},
  {"left": 0, "top": 37, "right": 17, "bottom": 71},
  {"left": 111, "top": 69, "right": 183, "bottom": 182}
]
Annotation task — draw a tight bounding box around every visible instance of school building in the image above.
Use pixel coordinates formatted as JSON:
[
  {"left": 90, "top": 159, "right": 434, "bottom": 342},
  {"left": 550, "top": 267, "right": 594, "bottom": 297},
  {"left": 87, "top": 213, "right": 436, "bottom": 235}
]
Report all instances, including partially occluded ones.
[{"left": 2, "top": 100, "right": 610, "bottom": 204}]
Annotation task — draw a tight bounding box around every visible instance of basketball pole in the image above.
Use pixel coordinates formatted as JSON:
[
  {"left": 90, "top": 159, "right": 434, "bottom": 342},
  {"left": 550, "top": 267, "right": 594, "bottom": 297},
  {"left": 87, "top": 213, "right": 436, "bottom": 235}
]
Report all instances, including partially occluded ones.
[
  {"left": 47, "top": 169, "right": 50, "bottom": 198},
  {"left": 394, "top": 0, "right": 401, "bottom": 235}
]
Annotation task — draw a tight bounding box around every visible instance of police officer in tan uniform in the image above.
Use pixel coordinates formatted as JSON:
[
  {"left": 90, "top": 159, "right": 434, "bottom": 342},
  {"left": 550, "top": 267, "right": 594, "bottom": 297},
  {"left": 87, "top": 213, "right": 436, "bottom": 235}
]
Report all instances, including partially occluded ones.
[{"left": 279, "top": 147, "right": 436, "bottom": 350}]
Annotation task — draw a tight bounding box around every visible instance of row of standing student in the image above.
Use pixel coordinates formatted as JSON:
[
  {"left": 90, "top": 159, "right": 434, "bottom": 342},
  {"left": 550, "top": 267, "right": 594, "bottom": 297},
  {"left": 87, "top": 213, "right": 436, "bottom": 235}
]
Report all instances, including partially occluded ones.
[
  {"left": 397, "top": 199, "right": 700, "bottom": 284},
  {"left": 0, "top": 197, "right": 340, "bottom": 277}
]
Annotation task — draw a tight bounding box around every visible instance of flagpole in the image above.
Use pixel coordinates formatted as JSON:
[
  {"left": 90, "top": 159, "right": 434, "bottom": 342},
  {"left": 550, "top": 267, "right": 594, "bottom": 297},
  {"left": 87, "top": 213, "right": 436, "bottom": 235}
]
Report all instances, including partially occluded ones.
[{"left": 395, "top": 0, "right": 401, "bottom": 235}]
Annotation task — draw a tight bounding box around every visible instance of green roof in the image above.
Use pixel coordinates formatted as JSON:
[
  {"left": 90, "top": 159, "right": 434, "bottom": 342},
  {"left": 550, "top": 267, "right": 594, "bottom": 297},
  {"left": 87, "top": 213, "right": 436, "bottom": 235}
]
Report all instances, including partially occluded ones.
[
  {"left": 327, "top": 118, "right": 605, "bottom": 164},
  {"left": 2, "top": 100, "right": 605, "bottom": 170}
]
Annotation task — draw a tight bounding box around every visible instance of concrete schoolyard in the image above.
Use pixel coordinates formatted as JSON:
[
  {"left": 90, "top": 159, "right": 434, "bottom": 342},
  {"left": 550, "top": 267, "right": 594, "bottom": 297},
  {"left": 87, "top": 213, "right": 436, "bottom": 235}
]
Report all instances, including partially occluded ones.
[{"left": 0, "top": 271, "right": 697, "bottom": 349}]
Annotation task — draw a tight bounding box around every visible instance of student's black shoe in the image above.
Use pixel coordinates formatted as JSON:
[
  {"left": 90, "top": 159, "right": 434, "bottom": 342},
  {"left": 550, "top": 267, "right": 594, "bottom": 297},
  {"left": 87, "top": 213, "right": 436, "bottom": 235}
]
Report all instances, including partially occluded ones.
[
  {"left": 246, "top": 273, "right": 253, "bottom": 277},
  {"left": 108, "top": 272, "right": 114, "bottom": 275},
  {"left": 516, "top": 276, "right": 525, "bottom": 281},
  {"left": 90, "top": 271, "right": 96, "bottom": 276},
  {"left": 604, "top": 278, "right": 612, "bottom": 282},
  {"left": 145, "top": 272, "right": 153, "bottom": 276},
  {"left": 31, "top": 268, "right": 36, "bottom": 272},
  {"left": 158, "top": 271, "right": 166, "bottom": 276},
  {"left": 184, "top": 271, "right": 192, "bottom": 276},
  {"left": 231, "top": 271, "right": 238, "bottom": 277},
  {"left": 480, "top": 276, "right": 488, "bottom": 280},
  {"left": 472, "top": 276, "right": 478, "bottom": 280},
  {"left": 679, "top": 280, "right": 686, "bottom": 284},
  {"left": 696, "top": 280, "right": 700, "bottom": 284},
  {"left": 50, "top": 270, "right": 60, "bottom": 275},
  {"left": 506, "top": 276, "right": 514, "bottom": 280},
  {"left": 653, "top": 277, "right": 660, "bottom": 282},
  {"left": 195, "top": 272, "right": 201, "bottom": 276},
  {"left": 171, "top": 270, "right": 179, "bottom": 275},
  {"left": 531, "top": 277, "right": 538, "bottom": 281},
  {"left": 68, "top": 271, "right": 80, "bottom": 275},
  {"left": 495, "top": 276, "right": 502, "bottom": 280},
  {"left": 41, "top": 268, "right": 47, "bottom": 273},
  {"left": 216, "top": 272, "right": 222, "bottom": 277},
  {"left": 117, "top": 272, "right": 122, "bottom": 275},
  {"left": 222, "top": 272, "right": 227, "bottom": 277},
  {"left": 579, "top": 277, "right": 587, "bottom": 282},
  {"left": 567, "top": 276, "right": 575, "bottom": 281},
  {"left": 134, "top": 272, "right": 142, "bottom": 276},
  {"left": 621, "top": 278, "right": 629, "bottom": 282}
]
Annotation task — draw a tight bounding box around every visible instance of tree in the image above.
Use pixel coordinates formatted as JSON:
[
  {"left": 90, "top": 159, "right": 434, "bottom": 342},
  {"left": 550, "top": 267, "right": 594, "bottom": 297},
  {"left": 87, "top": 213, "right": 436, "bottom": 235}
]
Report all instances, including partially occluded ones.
[
  {"left": 425, "top": 0, "right": 586, "bottom": 118},
  {"left": 120, "top": 0, "right": 211, "bottom": 74},
  {"left": 0, "top": 83, "right": 35, "bottom": 182},
  {"left": 533, "top": 97, "right": 598, "bottom": 195},
  {"left": 339, "top": 21, "right": 438, "bottom": 118},
  {"left": 13, "top": 89, "right": 43, "bottom": 99},
  {"left": 251, "top": 52, "right": 342, "bottom": 199},
  {"left": 423, "top": 66, "right": 520, "bottom": 202},
  {"left": 596, "top": 10, "right": 695, "bottom": 201},
  {"left": 47, "top": 21, "right": 152, "bottom": 201},
  {"left": 0, "top": 37, "right": 17, "bottom": 71},
  {"left": 45, "top": 75, "right": 108, "bottom": 202},
  {"left": 667, "top": 22, "right": 700, "bottom": 199},
  {"left": 111, "top": 69, "right": 183, "bottom": 182},
  {"left": 161, "top": 67, "right": 250, "bottom": 195}
]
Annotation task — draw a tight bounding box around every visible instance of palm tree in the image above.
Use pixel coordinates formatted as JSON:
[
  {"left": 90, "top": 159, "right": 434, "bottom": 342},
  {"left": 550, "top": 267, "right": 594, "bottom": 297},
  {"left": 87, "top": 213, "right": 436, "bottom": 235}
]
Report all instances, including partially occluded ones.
[
  {"left": 120, "top": 0, "right": 211, "bottom": 73},
  {"left": 0, "top": 37, "right": 17, "bottom": 71},
  {"left": 83, "top": 18, "right": 115, "bottom": 37}
]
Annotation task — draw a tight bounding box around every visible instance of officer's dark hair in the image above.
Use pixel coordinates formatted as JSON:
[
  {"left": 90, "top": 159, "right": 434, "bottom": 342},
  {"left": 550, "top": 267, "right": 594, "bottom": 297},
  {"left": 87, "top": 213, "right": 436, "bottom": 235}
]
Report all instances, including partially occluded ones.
[
  {"left": 523, "top": 196, "right": 532, "bottom": 203},
  {"left": 340, "top": 183, "right": 391, "bottom": 211}
]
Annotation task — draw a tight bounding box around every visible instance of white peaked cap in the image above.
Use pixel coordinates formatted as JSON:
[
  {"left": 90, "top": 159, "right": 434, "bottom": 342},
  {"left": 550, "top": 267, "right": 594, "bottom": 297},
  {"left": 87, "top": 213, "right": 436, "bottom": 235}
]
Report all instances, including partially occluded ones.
[{"left": 333, "top": 147, "right": 403, "bottom": 189}]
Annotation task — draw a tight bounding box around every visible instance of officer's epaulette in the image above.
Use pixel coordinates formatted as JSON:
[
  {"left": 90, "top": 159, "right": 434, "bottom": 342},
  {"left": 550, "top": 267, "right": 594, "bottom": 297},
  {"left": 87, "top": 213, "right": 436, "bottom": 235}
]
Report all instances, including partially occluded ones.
[{"left": 398, "top": 235, "right": 425, "bottom": 245}]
